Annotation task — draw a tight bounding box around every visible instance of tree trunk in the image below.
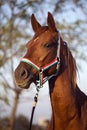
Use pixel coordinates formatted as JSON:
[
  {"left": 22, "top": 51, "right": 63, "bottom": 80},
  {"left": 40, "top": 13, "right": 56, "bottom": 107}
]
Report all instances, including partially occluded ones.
[{"left": 8, "top": 90, "right": 21, "bottom": 130}]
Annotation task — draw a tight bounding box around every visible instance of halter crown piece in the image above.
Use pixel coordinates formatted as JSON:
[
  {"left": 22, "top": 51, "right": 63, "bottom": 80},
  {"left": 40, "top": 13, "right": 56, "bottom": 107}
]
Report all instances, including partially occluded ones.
[{"left": 21, "top": 32, "right": 60, "bottom": 88}]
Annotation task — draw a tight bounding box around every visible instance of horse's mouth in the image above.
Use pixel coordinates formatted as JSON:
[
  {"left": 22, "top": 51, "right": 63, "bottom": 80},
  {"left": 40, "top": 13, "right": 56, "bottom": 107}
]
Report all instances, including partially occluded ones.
[
  {"left": 16, "top": 80, "right": 32, "bottom": 89},
  {"left": 14, "top": 74, "right": 35, "bottom": 89}
]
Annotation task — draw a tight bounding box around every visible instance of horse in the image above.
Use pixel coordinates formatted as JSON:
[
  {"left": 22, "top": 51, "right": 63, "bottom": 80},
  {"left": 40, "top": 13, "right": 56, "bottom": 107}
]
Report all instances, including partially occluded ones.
[{"left": 14, "top": 12, "right": 87, "bottom": 130}]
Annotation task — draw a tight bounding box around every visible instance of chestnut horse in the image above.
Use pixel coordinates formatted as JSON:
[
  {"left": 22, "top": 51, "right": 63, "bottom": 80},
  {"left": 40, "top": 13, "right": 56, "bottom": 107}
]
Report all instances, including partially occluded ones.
[{"left": 14, "top": 12, "right": 87, "bottom": 130}]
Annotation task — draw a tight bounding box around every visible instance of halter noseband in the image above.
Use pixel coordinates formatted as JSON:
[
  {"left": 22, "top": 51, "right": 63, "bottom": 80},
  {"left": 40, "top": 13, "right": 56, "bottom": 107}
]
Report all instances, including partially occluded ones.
[{"left": 21, "top": 33, "right": 60, "bottom": 88}]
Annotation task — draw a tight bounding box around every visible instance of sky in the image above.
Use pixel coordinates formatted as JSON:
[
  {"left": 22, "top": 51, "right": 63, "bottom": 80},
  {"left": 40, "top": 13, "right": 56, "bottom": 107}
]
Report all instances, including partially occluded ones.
[{"left": 77, "top": 61, "right": 87, "bottom": 93}]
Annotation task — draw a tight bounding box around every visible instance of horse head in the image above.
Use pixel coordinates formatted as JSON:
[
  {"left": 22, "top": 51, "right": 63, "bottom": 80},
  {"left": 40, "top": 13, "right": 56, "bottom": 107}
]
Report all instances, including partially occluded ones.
[
  {"left": 14, "top": 12, "right": 60, "bottom": 88},
  {"left": 14, "top": 12, "right": 76, "bottom": 89}
]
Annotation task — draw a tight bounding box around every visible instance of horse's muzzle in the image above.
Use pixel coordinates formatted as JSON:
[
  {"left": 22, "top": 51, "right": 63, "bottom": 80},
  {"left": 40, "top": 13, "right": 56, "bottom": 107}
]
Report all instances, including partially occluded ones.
[{"left": 14, "top": 63, "right": 34, "bottom": 88}]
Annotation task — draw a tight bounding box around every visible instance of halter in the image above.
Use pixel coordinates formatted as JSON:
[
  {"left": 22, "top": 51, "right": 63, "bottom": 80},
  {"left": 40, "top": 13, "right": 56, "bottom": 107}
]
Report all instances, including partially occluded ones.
[
  {"left": 21, "top": 33, "right": 61, "bottom": 88},
  {"left": 20, "top": 32, "right": 61, "bottom": 130}
]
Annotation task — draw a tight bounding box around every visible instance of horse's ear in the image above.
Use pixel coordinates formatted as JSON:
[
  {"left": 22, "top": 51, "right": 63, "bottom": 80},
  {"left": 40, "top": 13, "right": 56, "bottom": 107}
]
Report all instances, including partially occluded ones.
[
  {"left": 47, "top": 12, "right": 57, "bottom": 31},
  {"left": 31, "top": 14, "right": 41, "bottom": 32}
]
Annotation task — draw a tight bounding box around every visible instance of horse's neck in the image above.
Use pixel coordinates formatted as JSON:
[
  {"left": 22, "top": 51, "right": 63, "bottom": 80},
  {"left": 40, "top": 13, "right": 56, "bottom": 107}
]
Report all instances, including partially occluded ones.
[{"left": 49, "top": 68, "right": 78, "bottom": 130}]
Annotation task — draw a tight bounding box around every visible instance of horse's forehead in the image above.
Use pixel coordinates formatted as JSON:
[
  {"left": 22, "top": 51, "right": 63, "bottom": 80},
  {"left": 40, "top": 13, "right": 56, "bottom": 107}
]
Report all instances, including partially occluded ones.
[
  {"left": 34, "top": 31, "right": 50, "bottom": 41},
  {"left": 34, "top": 30, "right": 57, "bottom": 43},
  {"left": 27, "top": 29, "right": 58, "bottom": 49}
]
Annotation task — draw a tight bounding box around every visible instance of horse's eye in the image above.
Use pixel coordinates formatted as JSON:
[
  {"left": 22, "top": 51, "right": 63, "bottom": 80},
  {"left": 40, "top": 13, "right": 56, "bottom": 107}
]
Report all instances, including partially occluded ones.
[{"left": 44, "top": 43, "right": 54, "bottom": 48}]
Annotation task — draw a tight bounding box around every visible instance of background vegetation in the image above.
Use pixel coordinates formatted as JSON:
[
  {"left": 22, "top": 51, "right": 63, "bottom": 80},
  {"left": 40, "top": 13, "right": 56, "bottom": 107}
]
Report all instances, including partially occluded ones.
[{"left": 0, "top": 0, "right": 87, "bottom": 130}]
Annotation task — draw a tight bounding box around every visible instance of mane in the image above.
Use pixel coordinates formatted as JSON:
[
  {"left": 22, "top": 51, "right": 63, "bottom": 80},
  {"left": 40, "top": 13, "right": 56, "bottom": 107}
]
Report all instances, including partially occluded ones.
[{"left": 67, "top": 47, "right": 77, "bottom": 89}]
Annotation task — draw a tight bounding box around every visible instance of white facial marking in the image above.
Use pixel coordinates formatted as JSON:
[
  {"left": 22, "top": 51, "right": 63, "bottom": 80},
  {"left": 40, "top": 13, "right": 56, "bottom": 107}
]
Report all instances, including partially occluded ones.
[{"left": 34, "top": 37, "right": 39, "bottom": 42}]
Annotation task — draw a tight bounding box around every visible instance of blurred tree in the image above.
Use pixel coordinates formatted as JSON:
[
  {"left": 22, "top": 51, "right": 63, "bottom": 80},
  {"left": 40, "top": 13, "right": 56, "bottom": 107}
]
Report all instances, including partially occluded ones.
[
  {"left": 0, "top": 0, "right": 87, "bottom": 130},
  {"left": 0, "top": 115, "right": 48, "bottom": 130},
  {"left": 0, "top": 115, "right": 38, "bottom": 130}
]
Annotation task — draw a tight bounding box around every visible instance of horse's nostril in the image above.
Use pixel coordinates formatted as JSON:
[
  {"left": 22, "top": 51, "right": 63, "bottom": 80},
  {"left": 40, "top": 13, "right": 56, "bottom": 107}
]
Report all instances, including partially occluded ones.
[
  {"left": 21, "top": 70, "right": 26, "bottom": 76},
  {"left": 20, "top": 68, "right": 28, "bottom": 79}
]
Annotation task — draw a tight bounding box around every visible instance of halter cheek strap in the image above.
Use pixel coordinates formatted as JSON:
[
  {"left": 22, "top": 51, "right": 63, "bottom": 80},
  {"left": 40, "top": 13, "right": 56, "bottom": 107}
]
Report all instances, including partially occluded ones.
[{"left": 21, "top": 32, "right": 60, "bottom": 88}]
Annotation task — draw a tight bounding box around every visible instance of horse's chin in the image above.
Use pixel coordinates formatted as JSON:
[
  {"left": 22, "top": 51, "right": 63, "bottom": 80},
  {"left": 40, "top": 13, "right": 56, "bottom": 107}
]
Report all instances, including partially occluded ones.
[
  {"left": 15, "top": 77, "right": 34, "bottom": 89},
  {"left": 19, "top": 82, "right": 31, "bottom": 89}
]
